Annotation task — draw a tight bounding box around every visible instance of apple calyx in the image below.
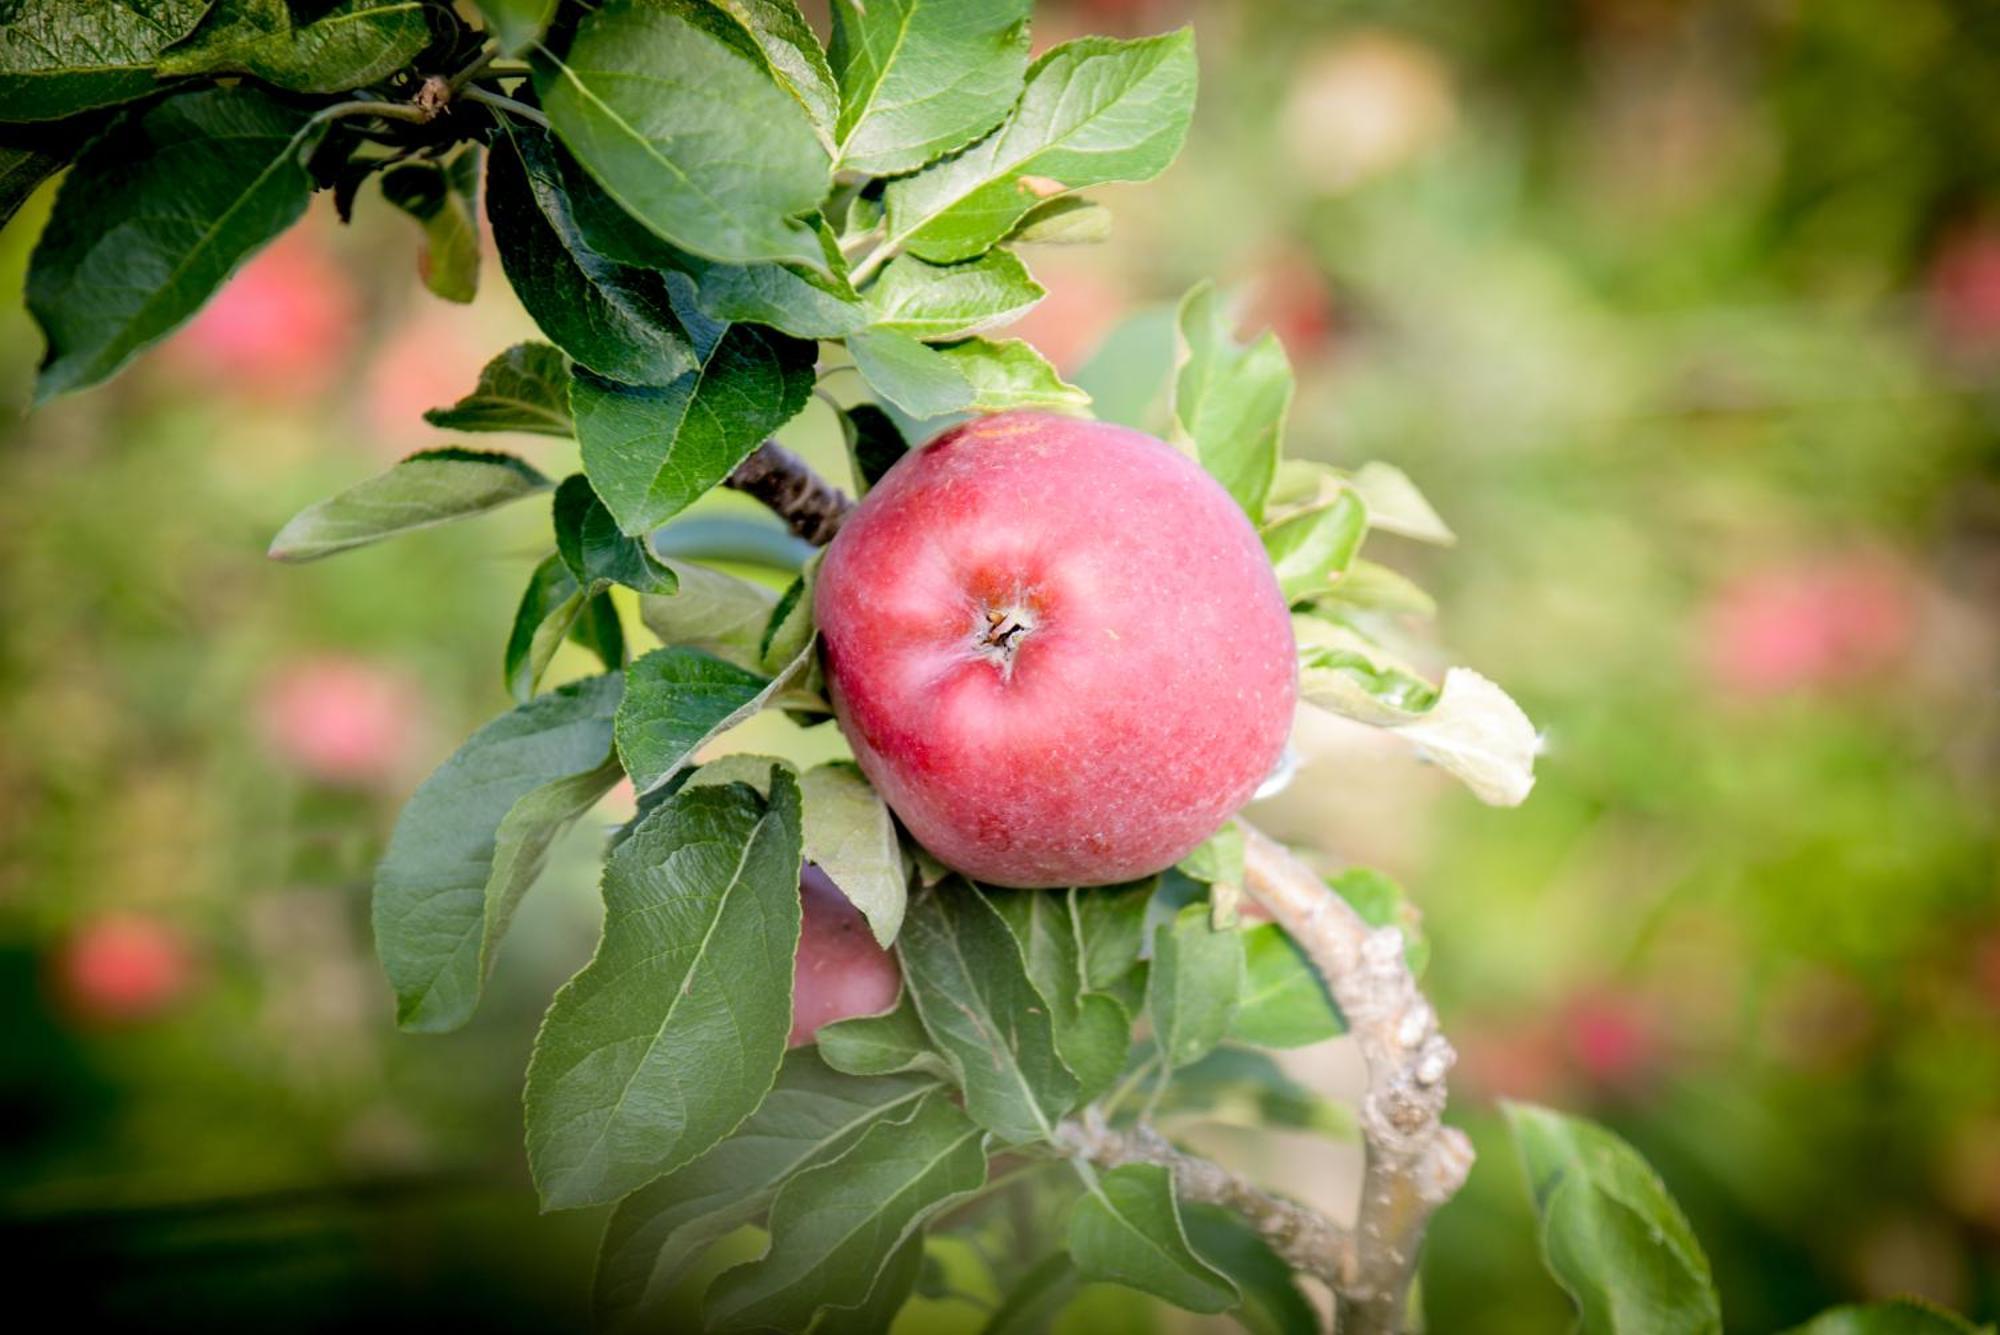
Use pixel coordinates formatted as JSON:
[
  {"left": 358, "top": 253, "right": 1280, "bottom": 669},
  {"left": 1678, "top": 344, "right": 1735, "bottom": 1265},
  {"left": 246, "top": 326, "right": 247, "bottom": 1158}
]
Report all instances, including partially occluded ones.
[{"left": 973, "top": 600, "right": 1038, "bottom": 675}]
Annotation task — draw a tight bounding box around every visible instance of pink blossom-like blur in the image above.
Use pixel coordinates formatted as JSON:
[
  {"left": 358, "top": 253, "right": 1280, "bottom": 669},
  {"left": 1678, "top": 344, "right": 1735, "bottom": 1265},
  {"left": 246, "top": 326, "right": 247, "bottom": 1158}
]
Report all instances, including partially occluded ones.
[
  {"left": 161, "top": 225, "right": 359, "bottom": 400},
  {"left": 56, "top": 913, "right": 197, "bottom": 1024},
  {"left": 255, "top": 655, "right": 426, "bottom": 787},
  {"left": 1700, "top": 552, "right": 1916, "bottom": 696}
]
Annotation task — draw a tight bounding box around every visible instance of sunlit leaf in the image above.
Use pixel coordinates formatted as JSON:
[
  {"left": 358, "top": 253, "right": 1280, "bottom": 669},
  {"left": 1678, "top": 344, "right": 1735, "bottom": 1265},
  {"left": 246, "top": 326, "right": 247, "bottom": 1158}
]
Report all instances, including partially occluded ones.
[
  {"left": 1170, "top": 281, "right": 1290, "bottom": 522},
  {"left": 828, "top": 0, "right": 1031, "bottom": 175}
]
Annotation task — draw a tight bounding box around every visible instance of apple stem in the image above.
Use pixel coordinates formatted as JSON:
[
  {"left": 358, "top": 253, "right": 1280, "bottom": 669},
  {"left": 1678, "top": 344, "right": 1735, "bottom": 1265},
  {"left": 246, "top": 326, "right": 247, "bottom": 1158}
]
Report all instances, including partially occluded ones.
[
  {"left": 724, "top": 441, "right": 856, "bottom": 547},
  {"left": 1239, "top": 821, "right": 1472, "bottom": 1335}
]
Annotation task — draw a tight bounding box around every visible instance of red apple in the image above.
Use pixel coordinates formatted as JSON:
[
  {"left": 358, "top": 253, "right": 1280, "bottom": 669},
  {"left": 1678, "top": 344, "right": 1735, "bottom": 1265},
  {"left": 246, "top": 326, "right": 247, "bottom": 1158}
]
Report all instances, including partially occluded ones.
[
  {"left": 56, "top": 913, "right": 196, "bottom": 1024},
  {"left": 791, "top": 865, "right": 902, "bottom": 1046},
  {"left": 814, "top": 411, "right": 1297, "bottom": 888}
]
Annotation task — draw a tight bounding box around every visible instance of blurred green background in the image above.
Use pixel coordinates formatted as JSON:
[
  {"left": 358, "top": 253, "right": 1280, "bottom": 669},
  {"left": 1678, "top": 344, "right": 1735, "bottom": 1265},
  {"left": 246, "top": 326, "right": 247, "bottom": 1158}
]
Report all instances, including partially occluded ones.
[{"left": 2, "top": 0, "right": 1995, "bottom": 1329}]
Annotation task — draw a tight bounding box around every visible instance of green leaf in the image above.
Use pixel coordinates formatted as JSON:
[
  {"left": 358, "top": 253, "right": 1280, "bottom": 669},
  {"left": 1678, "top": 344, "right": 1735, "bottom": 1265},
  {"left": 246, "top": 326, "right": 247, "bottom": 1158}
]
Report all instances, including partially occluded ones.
[
  {"left": 1351, "top": 461, "right": 1454, "bottom": 545},
  {"left": 1295, "top": 616, "right": 1538, "bottom": 807},
  {"left": 1307, "top": 560, "right": 1437, "bottom": 619},
  {"left": 1227, "top": 925, "right": 1341, "bottom": 1049},
  {"left": 816, "top": 989, "right": 951, "bottom": 1079},
  {"left": 938, "top": 337, "right": 1091, "bottom": 412},
  {"left": 638, "top": 562, "right": 780, "bottom": 671},
  {"left": 155, "top": 0, "right": 431, "bottom": 93},
  {"left": 828, "top": 0, "right": 1031, "bottom": 176},
  {"left": 800, "top": 762, "right": 905, "bottom": 947},
  {"left": 845, "top": 327, "right": 975, "bottom": 419},
  {"left": 616, "top": 644, "right": 811, "bottom": 794},
  {"left": 1068, "top": 1163, "right": 1238, "bottom": 1314},
  {"left": 1, "top": 119, "right": 92, "bottom": 230},
  {"left": 1781, "top": 1303, "right": 1989, "bottom": 1335},
  {"left": 882, "top": 31, "right": 1197, "bottom": 264},
  {"left": 1159, "top": 1044, "right": 1356, "bottom": 1139},
  {"left": 534, "top": 0, "right": 831, "bottom": 271},
  {"left": 758, "top": 556, "right": 818, "bottom": 676},
  {"left": 569, "top": 331, "right": 816, "bottom": 537},
  {"left": 373, "top": 674, "right": 623, "bottom": 1033},
  {"left": 1181, "top": 1206, "right": 1319, "bottom": 1335},
  {"left": 839, "top": 403, "right": 908, "bottom": 494},
  {"left": 984, "top": 1253, "right": 1081, "bottom": 1335},
  {"left": 1148, "top": 903, "right": 1243, "bottom": 1071},
  {"left": 1073, "top": 304, "right": 1175, "bottom": 432},
  {"left": 813, "top": 1230, "right": 926, "bottom": 1335},
  {"left": 683, "top": 221, "right": 866, "bottom": 339},
  {"left": 1329, "top": 867, "right": 1429, "bottom": 978},
  {"left": 1008, "top": 195, "right": 1111, "bottom": 246},
  {"left": 1263, "top": 490, "right": 1366, "bottom": 600},
  {"left": 686, "top": 0, "right": 840, "bottom": 153},
  {"left": 1504, "top": 1103, "right": 1723, "bottom": 1335},
  {"left": 866, "top": 251, "right": 1045, "bottom": 341},
  {"left": 554, "top": 474, "right": 679, "bottom": 596},
  {"left": 27, "top": 86, "right": 319, "bottom": 401},
  {"left": 526, "top": 769, "right": 805, "bottom": 1210},
  {"left": 0, "top": 0, "right": 213, "bottom": 121},
  {"left": 486, "top": 127, "right": 698, "bottom": 386},
  {"left": 1072, "top": 880, "right": 1156, "bottom": 994},
  {"left": 505, "top": 552, "right": 594, "bottom": 701},
  {"left": 569, "top": 590, "right": 629, "bottom": 681},
  {"left": 705, "top": 1090, "right": 988, "bottom": 1330},
  {"left": 1178, "top": 822, "right": 1246, "bottom": 928},
  {"left": 989, "top": 890, "right": 1133, "bottom": 1104},
  {"left": 477, "top": 0, "right": 557, "bottom": 58},
  {"left": 897, "top": 881, "right": 1078, "bottom": 1144},
  {"left": 595, "top": 1049, "right": 937, "bottom": 1328},
  {"left": 268, "top": 448, "right": 552, "bottom": 563},
  {"left": 424, "top": 342, "right": 575, "bottom": 437},
  {"left": 1169, "top": 282, "right": 1290, "bottom": 522},
  {"left": 381, "top": 150, "right": 481, "bottom": 305}
]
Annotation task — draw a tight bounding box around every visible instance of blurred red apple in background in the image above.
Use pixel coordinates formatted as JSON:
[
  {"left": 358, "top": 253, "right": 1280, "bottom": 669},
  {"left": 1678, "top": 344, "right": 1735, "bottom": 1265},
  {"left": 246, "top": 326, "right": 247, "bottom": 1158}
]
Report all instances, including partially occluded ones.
[
  {"left": 1700, "top": 551, "right": 1915, "bottom": 696},
  {"left": 56, "top": 913, "right": 196, "bottom": 1024},
  {"left": 255, "top": 655, "right": 426, "bottom": 788},
  {"left": 162, "top": 223, "right": 358, "bottom": 401},
  {"left": 790, "top": 865, "right": 901, "bottom": 1047},
  {"left": 815, "top": 411, "right": 1297, "bottom": 887}
]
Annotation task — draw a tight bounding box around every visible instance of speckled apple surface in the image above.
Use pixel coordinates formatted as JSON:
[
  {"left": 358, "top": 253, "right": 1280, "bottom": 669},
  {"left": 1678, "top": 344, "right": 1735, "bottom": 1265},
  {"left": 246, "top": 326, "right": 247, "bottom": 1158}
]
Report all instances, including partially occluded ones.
[{"left": 815, "top": 410, "right": 1298, "bottom": 888}]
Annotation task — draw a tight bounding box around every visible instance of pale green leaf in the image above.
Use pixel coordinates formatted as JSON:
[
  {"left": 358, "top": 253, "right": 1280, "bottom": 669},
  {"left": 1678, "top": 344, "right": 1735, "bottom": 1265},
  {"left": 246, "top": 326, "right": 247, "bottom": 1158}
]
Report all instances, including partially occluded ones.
[
  {"left": 1169, "top": 281, "right": 1290, "bottom": 522},
  {"left": 373, "top": 674, "right": 623, "bottom": 1033},
  {"left": 1262, "top": 489, "right": 1366, "bottom": 599},
  {"left": 1068, "top": 1163, "right": 1238, "bottom": 1314},
  {"left": 828, "top": 0, "right": 1031, "bottom": 176},
  {"left": 800, "top": 762, "right": 905, "bottom": 947},
  {"left": 526, "top": 769, "right": 805, "bottom": 1209},
  {"left": 815, "top": 989, "right": 952, "bottom": 1079},
  {"left": 1009, "top": 195, "right": 1111, "bottom": 246},
  {"left": 845, "top": 327, "right": 974, "bottom": 418},
  {"left": 268, "top": 448, "right": 552, "bottom": 563},
  {"left": 1148, "top": 903, "right": 1243, "bottom": 1070},
  {"left": 1351, "top": 461, "right": 1454, "bottom": 545},
  {"left": 382, "top": 150, "right": 481, "bottom": 304},
  {"left": 865, "top": 250, "right": 1045, "bottom": 341},
  {"left": 938, "top": 336, "right": 1090, "bottom": 412},
  {"left": 638, "top": 562, "right": 780, "bottom": 671},
  {"left": 882, "top": 31, "right": 1197, "bottom": 264}
]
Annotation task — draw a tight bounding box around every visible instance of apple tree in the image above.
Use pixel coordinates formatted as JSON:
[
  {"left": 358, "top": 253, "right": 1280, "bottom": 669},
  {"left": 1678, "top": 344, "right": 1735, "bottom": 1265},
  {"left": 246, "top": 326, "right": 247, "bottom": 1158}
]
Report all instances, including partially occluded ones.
[{"left": 4, "top": 3, "right": 1983, "bottom": 1333}]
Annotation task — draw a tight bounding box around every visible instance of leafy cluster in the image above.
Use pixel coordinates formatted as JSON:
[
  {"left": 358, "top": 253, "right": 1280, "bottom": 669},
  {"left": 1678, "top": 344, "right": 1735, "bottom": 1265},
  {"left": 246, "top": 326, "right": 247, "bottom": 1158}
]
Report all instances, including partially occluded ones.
[{"left": 13, "top": 3, "right": 1954, "bottom": 1334}]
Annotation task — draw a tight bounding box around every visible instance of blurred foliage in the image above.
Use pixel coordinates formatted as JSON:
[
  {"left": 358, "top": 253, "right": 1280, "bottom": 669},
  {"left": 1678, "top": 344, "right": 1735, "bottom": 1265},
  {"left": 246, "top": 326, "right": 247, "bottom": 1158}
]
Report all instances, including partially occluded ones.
[{"left": 1, "top": 0, "right": 1996, "bottom": 1329}]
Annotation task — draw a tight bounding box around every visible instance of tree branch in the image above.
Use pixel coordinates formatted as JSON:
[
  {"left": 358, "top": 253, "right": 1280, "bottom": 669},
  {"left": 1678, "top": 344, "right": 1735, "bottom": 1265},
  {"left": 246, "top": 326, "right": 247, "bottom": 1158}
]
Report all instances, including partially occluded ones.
[
  {"left": 1054, "top": 1110, "right": 1349, "bottom": 1292},
  {"left": 1240, "top": 822, "right": 1472, "bottom": 1334},
  {"left": 724, "top": 441, "right": 855, "bottom": 547}
]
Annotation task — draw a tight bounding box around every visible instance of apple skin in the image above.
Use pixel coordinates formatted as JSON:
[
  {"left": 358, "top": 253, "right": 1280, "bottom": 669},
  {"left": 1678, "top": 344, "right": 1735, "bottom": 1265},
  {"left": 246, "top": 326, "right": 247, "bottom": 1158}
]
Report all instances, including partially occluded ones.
[
  {"left": 791, "top": 865, "right": 902, "bottom": 1047},
  {"left": 814, "top": 410, "right": 1297, "bottom": 888}
]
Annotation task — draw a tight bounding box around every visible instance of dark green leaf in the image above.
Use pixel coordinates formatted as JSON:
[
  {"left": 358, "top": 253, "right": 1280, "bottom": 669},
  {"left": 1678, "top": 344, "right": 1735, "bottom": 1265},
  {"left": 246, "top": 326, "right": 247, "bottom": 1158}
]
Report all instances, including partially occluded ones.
[
  {"left": 554, "top": 473, "right": 678, "bottom": 595},
  {"left": 865, "top": 250, "right": 1045, "bottom": 341},
  {"left": 989, "top": 890, "right": 1132, "bottom": 1104},
  {"left": 0, "top": 117, "right": 100, "bottom": 229},
  {"left": 382, "top": 150, "right": 481, "bottom": 304},
  {"left": 268, "top": 448, "right": 552, "bottom": 563},
  {"left": 424, "top": 342, "right": 575, "bottom": 437},
  {"left": 569, "top": 590, "right": 628, "bottom": 679},
  {"left": 616, "top": 645, "right": 795, "bottom": 793},
  {"left": 839, "top": 403, "right": 908, "bottom": 494},
  {"left": 1227, "top": 925, "right": 1341, "bottom": 1049},
  {"left": 1781, "top": 1302, "right": 1988, "bottom": 1335},
  {"left": 638, "top": 562, "right": 779, "bottom": 671},
  {"left": 1148, "top": 904, "right": 1243, "bottom": 1070},
  {"left": 816, "top": 989, "right": 951, "bottom": 1079},
  {"left": 1504, "top": 1102, "right": 1723, "bottom": 1335},
  {"left": 705, "top": 1090, "right": 988, "bottom": 1330},
  {"left": 527, "top": 769, "right": 805, "bottom": 1210},
  {"left": 1182, "top": 1205, "right": 1318, "bottom": 1335},
  {"left": 28, "top": 86, "right": 319, "bottom": 401},
  {"left": 845, "top": 327, "right": 975, "bottom": 419},
  {"left": 487, "top": 126, "right": 697, "bottom": 385},
  {"left": 568, "top": 331, "right": 816, "bottom": 536},
  {"left": 813, "top": 1230, "right": 927, "bottom": 1335},
  {"left": 882, "top": 31, "right": 1197, "bottom": 264},
  {"left": 156, "top": 0, "right": 432, "bottom": 93},
  {"left": 0, "top": 0, "right": 213, "bottom": 121},
  {"left": 983, "top": 1252, "right": 1080, "bottom": 1335},
  {"left": 373, "top": 673, "right": 623, "bottom": 1032},
  {"left": 534, "top": 0, "right": 830, "bottom": 271},
  {"left": 1072, "top": 880, "right": 1156, "bottom": 994},
  {"left": 1068, "top": 1163, "right": 1238, "bottom": 1314},
  {"left": 897, "top": 881, "right": 1077, "bottom": 1144},
  {"left": 595, "top": 1049, "right": 937, "bottom": 1328},
  {"left": 828, "top": 0, "right": 1031, "bottom": 176},
  {"left": 477, "top": 0, "right": 557, "bottom": 57},
  {"left": 1170, "top": 282, "right": 1290, "bottom": 523},
  {"left": 505, "top": 553, "right": 591, "bottom": 701}
]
